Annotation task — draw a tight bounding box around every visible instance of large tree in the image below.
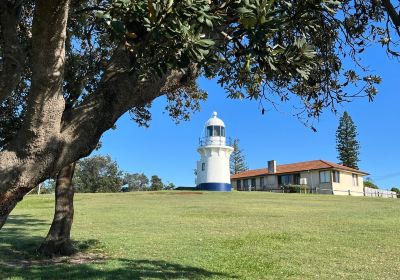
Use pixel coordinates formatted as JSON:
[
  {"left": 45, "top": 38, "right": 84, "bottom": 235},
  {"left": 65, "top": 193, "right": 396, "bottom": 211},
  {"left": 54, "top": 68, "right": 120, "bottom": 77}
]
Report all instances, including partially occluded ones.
[
  {"left": 123, "top": 172, "right": 149, "bottom": 191},
  {"left": 150, "top": 175, "right": 164, "bottom": 191},
  {"left": 336, "top": 111, "right": 360, "bottom": 169},
  {"left": 230, "top": 139, "right": 248, "bottom": 174},
  {"left": 39, "top": 163, "right": 76, "bottom": 256},
  {"left": 0, "top": 0, "right": 399, "bottom": 228},
  {"left": 74, "top": 155, "right": 124, "bottom": 193}
]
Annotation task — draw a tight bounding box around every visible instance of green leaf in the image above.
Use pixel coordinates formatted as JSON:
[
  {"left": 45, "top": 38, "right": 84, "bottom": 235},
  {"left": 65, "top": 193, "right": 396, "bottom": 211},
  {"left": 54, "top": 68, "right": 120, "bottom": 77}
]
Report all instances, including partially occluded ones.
[{"left": 111, "top": 21, "right": 126, "bottom": 36}]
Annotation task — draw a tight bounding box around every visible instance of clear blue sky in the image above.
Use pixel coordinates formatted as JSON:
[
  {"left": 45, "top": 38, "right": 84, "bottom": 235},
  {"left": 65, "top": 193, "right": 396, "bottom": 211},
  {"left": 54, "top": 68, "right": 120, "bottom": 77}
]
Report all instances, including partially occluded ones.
[{"left": 96, "top": 45, "right": 400, "bottom": 190}]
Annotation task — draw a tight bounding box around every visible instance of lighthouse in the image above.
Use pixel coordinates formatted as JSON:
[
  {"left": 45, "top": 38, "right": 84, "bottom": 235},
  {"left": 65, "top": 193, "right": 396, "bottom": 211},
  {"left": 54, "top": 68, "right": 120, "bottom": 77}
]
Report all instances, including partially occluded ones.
[{"left": 196, "top": 112, "right": 234, "bottom": 191}]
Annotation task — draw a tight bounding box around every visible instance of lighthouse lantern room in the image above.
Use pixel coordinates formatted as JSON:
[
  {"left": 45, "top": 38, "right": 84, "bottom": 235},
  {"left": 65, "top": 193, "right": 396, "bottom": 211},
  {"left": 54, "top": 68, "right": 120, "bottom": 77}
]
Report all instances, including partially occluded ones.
[{"left": 196, "top": 112, "right": 234, "bottom": 191}]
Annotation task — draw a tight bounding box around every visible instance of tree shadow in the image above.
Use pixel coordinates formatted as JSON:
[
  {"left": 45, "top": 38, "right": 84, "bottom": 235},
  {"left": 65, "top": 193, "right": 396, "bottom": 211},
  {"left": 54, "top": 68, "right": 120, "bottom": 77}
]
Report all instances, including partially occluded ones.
[
  {"left": 0, "top": 214, "right": 237, "bottom": 279},
  {"left": 0, "top": 258, "right": 236, "bottom": 279},
  {"left": 1, "top": 214, "right": 106, "bottom": 260},
  {"left": 1, "top": 214, "right": 49, "bottom": 260}
]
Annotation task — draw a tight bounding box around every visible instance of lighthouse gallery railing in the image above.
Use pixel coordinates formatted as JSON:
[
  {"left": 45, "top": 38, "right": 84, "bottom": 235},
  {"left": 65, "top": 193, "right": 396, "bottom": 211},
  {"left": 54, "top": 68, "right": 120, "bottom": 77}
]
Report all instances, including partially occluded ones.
[{"left": 198, "top": 137, "right": 232, "bottom": 147}]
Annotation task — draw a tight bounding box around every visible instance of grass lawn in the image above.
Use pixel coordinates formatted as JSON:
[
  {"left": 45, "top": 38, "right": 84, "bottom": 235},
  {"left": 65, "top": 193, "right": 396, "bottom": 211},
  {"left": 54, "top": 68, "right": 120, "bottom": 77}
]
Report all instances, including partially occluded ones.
[{"left": 0, "top": 192, "right": 399, "bottom": 279}]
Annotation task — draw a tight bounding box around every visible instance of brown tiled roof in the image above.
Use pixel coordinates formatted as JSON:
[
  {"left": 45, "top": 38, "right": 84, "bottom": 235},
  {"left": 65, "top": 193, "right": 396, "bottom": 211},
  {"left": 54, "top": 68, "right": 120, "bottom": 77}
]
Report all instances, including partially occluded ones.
[{"left": 231, "top": 160, "right": 369, "bottom": 179}]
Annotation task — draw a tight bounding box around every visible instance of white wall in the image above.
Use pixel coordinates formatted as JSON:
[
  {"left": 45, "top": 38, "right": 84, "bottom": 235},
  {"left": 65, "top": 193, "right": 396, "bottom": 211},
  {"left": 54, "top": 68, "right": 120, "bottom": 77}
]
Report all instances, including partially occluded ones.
[
  {"left": 197, "top": 146, "right": 233, "bottom": 185},
  {"left": 331, "top": 171, "right": 364, "bottom": 196}
]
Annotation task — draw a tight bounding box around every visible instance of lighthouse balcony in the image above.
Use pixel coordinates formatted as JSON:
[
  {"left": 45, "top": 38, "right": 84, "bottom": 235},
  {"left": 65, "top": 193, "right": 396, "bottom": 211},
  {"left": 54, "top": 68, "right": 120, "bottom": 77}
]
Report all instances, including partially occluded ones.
[{"left": 199, "top": 137, "right": 232, "bottom": 147}]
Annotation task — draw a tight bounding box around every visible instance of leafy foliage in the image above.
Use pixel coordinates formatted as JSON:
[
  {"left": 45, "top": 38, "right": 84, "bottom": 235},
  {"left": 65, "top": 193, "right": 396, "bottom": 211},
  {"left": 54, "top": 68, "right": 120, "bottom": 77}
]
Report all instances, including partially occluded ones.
[
  {"left": 74, "top": 155, "right": 124, "bottom": 193},
  {"left": 364, "top": 177, "right": 379, "bottom": 189},
  {"left": 123, "top": 172, "right": 149, "bottom": 191},
  {"left": 230, "top": 138, "right": 248, "bottom": 174},
  {"left": 164, "top": 182, "right": 176, "bottom": 190},
  {"left": 93, "top": 0, "right": 387, "bottom": 123},
  {"left": 391, "top": 187, "right": 400, "bottom": 194},
  {"left": 2, "top": 0, "right": 400, "bottom": 149},
  {"left": 336, "top": 111, "right": 360, "bottom": 169},
  {"left": 150, "top": 175, "right": 164, "bottom": 191}
]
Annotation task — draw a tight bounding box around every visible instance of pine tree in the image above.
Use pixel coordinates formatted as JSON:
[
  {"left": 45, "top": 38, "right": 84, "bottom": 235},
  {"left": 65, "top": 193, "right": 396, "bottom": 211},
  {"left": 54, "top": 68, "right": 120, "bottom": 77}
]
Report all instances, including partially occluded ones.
[
  {"left": 230, "top": 139, "right": 249, "bottom": 174},
  {"left": 336, "top": 111, "right": 360, "bottom": 169}
]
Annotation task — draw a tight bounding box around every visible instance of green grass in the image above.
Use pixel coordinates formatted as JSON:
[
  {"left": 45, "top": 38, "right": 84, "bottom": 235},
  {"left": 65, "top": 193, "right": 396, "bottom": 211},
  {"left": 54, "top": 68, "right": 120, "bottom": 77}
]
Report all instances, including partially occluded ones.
[{"left": 1, "top": 192, "right": 399, "bottom": 279}]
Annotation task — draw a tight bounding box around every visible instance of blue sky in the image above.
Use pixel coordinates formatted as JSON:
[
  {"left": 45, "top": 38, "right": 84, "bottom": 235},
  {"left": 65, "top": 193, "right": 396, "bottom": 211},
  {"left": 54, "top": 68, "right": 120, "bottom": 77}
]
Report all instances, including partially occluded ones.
[{"left": 96, "top": 45, "right": 400, "bottom": 190}]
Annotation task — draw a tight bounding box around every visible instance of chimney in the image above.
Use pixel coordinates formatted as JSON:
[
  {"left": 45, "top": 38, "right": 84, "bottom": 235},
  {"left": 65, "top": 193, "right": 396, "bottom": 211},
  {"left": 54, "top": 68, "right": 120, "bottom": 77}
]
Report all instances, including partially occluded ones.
[{"left": 268, "top": 160, "right": 277, "bottom": 174}]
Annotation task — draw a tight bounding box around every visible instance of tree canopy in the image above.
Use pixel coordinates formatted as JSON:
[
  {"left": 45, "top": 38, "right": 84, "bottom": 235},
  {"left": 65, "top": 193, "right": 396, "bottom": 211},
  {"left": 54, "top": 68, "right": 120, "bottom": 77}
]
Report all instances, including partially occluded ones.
[
  {"left": 230, "top": 138, "right": 248, "bottom": 174},
  {"left": 150, "top": 175, "right": 164, "bottom": 191},
  {"left": 364, "top": 177, "right": 379, "bottom": 189},
  {"left": 123, "top": 172, "right": 150, "bottom": 191},
  {"left": 1, "top": 0, "right": 400, "bottom": 227},
  {"left": 74, "top": 155, "right": 124, "bottom": 193},
  {"left": 336, "top": 111, "right": 360, "bottom": 169}
]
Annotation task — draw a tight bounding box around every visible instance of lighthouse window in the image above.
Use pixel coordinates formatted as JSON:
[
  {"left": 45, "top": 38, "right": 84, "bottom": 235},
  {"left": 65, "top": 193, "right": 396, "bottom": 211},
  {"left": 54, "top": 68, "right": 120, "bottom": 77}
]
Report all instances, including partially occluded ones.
[
  {"left": 207, "top": 126, "right": 213, "bottom": 137},
  {"left": 213, "top": 126, "right": 221, "bottom": 136},
  {"left": 206, "top": 125, "right": 225, "bottom": 137},
  {"left": 201, "top": 163, "right": 205, "bottom": 171}
]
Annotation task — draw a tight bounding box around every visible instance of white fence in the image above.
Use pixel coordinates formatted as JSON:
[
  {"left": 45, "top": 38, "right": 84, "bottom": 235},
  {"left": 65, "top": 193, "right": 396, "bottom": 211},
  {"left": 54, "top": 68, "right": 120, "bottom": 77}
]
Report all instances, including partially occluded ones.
[{"left": 364, "top": 187, "right": 398, "bottom": 198}]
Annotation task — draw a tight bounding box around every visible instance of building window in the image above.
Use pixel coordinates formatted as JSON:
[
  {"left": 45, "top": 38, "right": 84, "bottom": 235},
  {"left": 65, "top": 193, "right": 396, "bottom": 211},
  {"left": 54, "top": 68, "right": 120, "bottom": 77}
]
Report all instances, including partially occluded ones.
[
  {"left": 278, "top": 174, "right": 301, "bottom": 186},
  {"left": 332, "top": 171, "right": 340, "bottom": 183},
  {"left": 237, "top": 180, "right": 242, "bottom": 190},
  {"left": 278, "top": 175, "right": 291, "bottom": 185},
  {"left": 201, "top": 163, "right": 205, "bottom": 171},
  {"left": 243, "top": 179, "right": 249, "bottom": 190},
  {"left": 293, "top": 174, "right": 300, "bottom": 185},
  {"left": 319, "top": 171, "right": 331, "bottom": 183},
  {"left": 251, "top": 178, "right": 256, "bottom": 189},
  {"left": 260, "top": 177, "right": 264, "bottom": 189},
  {"left": 221, "top": 126, "right": 225, "bottom": 137},
  {"left": 352, "top": 174, "right": 359, "bottom": 186}
]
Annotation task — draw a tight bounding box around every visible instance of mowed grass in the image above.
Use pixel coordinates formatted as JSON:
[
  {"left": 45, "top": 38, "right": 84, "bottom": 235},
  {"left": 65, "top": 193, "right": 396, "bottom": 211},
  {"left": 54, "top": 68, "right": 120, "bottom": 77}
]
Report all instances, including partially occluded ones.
[{"left": 1, "top": 192, "right": 399, "bottom": 279}]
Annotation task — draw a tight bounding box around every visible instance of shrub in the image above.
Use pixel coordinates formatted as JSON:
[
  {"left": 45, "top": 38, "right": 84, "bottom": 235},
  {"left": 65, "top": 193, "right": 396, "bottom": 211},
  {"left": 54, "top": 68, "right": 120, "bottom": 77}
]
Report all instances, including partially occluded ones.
[
  {"left": 391, "top": 187, "right": 400, "bottom": 198},
  {"left": 364, "top": 181, "right": 379, "bottom": 189},
  {"left": 282, "top": 184, "right": 310, "bottom": 194}
]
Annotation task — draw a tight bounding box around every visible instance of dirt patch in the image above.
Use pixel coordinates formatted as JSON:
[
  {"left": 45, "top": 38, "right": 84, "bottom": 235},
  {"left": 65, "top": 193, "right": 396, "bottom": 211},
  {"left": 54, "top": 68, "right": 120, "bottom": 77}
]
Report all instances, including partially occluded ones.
[
  {"left": 175, "top": 192, "right": 203, "bottom": 195},
  {"left": 145, "top": 191, "right": 203, "bottom": 195}
]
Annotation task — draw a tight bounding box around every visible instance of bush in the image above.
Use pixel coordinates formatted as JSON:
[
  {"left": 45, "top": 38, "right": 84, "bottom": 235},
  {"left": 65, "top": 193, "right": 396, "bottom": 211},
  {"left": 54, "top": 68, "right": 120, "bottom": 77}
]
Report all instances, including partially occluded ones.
[
  {"left": 364, "top": 181, "right": 379, "bottom": 189},
  {"left": 391, "top": 187, "right": 400, "bottom": 193},
  {"left": 391, "top": 187, "right": 400, "bottom": 198},
  {"left": 282, "top": 184, "right": 310, "bottom": 194}
]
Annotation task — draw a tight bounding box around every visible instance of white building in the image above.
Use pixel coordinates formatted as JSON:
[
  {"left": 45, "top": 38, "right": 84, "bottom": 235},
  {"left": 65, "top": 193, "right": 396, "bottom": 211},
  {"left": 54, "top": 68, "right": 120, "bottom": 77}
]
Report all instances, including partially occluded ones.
[
  {"left": 231, "top": 159, "right": 373, "bottom": 196},
  {"left": 196, "top": 112, "right": 234, "bottom": 191}
]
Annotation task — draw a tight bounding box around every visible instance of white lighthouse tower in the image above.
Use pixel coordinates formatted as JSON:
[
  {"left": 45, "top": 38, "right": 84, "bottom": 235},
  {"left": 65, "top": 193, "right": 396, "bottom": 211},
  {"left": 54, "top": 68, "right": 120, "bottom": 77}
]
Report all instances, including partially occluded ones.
[{"left": 196, "top": 112, "right": 234, "bottom": 191}]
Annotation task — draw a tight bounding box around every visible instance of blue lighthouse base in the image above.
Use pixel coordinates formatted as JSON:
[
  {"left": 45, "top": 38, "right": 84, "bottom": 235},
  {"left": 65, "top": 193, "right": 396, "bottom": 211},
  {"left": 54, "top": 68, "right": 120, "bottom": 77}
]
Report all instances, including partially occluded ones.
[{"left": 196, "top": 183, "right": 232, "bottom": 192}]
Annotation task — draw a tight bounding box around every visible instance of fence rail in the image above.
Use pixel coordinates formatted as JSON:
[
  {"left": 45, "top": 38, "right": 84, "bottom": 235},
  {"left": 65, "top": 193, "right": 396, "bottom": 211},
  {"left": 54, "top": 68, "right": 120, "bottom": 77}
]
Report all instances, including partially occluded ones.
[
  {"left": 236, "top": 185, "right": 398, "bottom": 198},
  {"left": 363, "top": 187, "right": 397, "bottom": 198}
]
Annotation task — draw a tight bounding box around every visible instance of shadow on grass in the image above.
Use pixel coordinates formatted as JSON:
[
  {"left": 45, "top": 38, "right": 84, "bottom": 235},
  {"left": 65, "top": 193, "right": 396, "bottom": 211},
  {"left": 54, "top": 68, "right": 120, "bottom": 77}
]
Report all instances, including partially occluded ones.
[
  {"left": 0, "top": 258, "right": 236, "bottom": 279},
  {"left": 1, "top": 214, "right": 102, "bottom": 260},
  {"left": 0, "top": 215, "right": 236, "bottom": 279}
]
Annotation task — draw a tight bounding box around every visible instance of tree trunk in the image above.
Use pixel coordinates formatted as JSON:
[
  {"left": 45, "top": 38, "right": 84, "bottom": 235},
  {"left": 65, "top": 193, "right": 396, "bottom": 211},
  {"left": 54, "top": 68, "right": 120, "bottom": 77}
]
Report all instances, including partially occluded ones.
[
  {"left": 0, "top": 188, "right": 30, "bottom": 228},
  {"left": 39, "top": 162, "right": 76, "bottom": 257},
  {"left": 0, "top": 1, "right": 194, "bottom": 229},
  {"left": 0, "top": 0, "right": 71, "bottom": 230}
]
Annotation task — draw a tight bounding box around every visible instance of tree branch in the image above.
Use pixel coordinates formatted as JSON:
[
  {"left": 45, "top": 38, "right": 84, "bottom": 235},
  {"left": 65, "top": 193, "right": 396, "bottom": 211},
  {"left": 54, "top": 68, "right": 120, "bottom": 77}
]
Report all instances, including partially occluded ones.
[
  {"left": 381, "top": 0, "right": 400, "bottom": 29},
  {"left": 58, "top": 46, "right": 196, "bottom": 167}
]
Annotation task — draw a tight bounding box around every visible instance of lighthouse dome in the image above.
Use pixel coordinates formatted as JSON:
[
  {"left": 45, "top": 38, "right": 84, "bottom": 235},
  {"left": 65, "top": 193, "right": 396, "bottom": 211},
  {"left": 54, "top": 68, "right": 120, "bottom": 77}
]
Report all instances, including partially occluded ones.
[
  {"left": 203, "top": 111, "right": 226, "bottom": 139},
  {"left": 205, "top": 111, "right": 225, "bottom": 127}
]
